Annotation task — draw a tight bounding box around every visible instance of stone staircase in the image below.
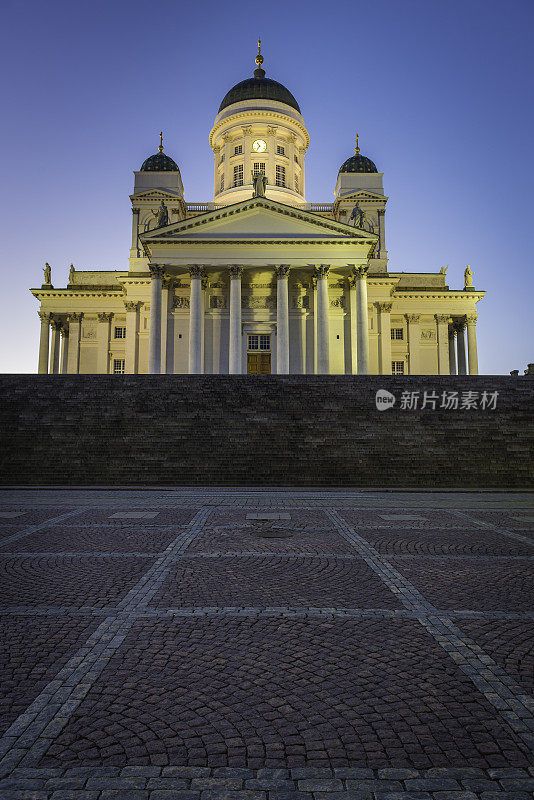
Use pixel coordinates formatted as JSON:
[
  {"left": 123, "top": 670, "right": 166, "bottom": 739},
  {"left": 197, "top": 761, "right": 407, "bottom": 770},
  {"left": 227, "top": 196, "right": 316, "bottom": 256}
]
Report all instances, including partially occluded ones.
[{"left": 0, "top": 375, "right": 532, "bottom": 487}]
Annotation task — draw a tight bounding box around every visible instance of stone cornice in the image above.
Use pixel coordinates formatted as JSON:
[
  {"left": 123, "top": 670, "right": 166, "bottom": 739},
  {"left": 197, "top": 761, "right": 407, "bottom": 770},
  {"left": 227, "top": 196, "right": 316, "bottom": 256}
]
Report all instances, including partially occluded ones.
[
  {"left": 391, "top": 291, "right": 486, "bottom": 301},
  {"left": 210, "top": 110, "right": 310, "bottom": 150},
  {"left": 31, "top": 289, "right": 123, "bottom": 299}
]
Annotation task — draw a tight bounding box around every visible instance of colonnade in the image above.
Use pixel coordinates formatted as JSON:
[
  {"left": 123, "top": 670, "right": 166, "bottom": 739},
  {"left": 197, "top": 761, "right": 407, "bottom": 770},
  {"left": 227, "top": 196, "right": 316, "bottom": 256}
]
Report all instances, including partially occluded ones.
[
  {"left": 147, "top": 263, "right": 373, "bottom": 376},
  {"left": 447, "top": 315, "right": 478, "bottom": 375}
]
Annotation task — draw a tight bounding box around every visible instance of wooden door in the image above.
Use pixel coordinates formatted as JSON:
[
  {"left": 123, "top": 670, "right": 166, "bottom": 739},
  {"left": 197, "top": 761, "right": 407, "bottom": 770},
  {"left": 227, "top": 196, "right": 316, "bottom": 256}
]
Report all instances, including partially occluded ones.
[{"left": 247, "top": 353, "right": 271, "bottom": 374}]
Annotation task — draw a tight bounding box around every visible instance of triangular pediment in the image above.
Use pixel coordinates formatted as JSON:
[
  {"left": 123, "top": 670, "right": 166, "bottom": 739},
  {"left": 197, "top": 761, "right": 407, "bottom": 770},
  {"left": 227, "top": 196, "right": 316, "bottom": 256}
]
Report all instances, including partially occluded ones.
[
  {"left": 140, "top": 197, "right": 378, "bottom": 242},
  {"left": 130, "top": 188, "right": 183, "bottom": 202},
  {"left": 337, "top": 190, "right": 388, "bottom": 202}
]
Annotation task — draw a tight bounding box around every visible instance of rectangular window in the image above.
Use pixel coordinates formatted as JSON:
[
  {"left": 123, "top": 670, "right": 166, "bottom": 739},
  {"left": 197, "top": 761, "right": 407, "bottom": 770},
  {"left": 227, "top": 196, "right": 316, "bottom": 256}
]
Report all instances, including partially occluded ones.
[
  {"left": 392, "top": 361, "right": 405, "bottom": 375},
  {"left": 113, "top": 358, "right": 125, "bottom": 374},
  {"left": 276, "top": 145, "right": 285, "bottom": 155},
  {"left": 114, "top": 326, "right": 126, "bottom": 339},
  {"left": 248, "top": 334, "right": 271, "bottom": 351},
  {"left": 391, "top": 328, "right": 404, "bottom": 340},
  {"left": 234, "top": 144, "right": 243, "bottom": 155},
  {"left": 275, "top": 165, "right": 286, "bottom": 187},
  {"left": 233, "top": 164, "right": 243, "bottom": 186},
  {"left": 253, "top": 162, "right": 266, "bottom": 175},
  {"left": 220, "top": 175, "right": 224, "bottom": 191}
]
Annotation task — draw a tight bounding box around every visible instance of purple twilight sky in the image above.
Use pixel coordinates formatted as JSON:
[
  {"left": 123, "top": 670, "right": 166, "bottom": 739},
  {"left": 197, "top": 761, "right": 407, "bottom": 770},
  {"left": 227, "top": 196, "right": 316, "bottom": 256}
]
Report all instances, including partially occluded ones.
[{"left": 0, "top": 0, "right": 532, "bottom": 374}]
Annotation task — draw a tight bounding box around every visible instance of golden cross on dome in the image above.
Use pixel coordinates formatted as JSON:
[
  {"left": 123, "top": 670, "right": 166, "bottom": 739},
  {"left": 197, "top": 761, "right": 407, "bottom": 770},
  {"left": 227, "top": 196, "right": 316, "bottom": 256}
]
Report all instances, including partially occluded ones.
[
  {"left": 355, "top": 133, "right": 360, "bottom": 154},
  {"left": 158, "top": 132, "right": 164, "bottom": 153}
]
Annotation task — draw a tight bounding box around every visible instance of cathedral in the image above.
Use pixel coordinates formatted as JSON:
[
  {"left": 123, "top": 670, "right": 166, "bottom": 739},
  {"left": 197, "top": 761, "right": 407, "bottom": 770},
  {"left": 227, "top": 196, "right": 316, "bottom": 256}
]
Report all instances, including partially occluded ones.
[{"left": 32, "top": 43, "right": 484, "bottom": 377}]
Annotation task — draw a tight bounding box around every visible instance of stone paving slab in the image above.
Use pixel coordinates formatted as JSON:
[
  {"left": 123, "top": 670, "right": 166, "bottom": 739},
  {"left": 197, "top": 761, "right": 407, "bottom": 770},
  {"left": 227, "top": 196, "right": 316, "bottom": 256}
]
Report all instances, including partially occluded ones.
[
  {"left": 388, "top": 558, "right": 534, "bottom": 612},
  {"left": 152, "top": 556, "right": 401, "bottom": 609},
  {"left": 0, "top": 616, "right": 103, "bottom": 737},
  {"left": 0, "top": 489, "right": 532, "bottom": 799},
  {"left": 0, "top": 556, "right": 155, "bottom": 608},
  {"left": 186, "top": 527, "right": 354, "bottom": 555},
  {"left": 39, "top": 617, "right": 529, "bottom": 770},
  {"left": 356, "top": 528, "right": 534, "bottom": 557},
  {"left": 0, "top": 526, "right": 181, "bottom": 554}
]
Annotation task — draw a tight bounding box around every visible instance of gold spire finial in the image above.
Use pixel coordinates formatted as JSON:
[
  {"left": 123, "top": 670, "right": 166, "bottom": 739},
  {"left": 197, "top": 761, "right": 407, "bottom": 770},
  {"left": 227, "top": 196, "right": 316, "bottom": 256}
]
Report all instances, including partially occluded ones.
[
  {"left": 255, "top": 38, "right": 264, "bottom": 67},
  {"left": 354, "top": 133, "right": 360, "bottom": 155},
  {"left": 158, "top": 131, "right": 164, "bottom": 153}
]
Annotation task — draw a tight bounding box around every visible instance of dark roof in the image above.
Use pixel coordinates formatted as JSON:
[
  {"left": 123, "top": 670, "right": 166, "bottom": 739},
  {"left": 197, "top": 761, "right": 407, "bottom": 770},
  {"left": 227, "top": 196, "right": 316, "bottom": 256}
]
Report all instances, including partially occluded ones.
[
  {"left": 339, "top": 153, "right": 378, "bottom": 173},
  {"left": 140, "top": 152, "right": 179, "bottom": 172},
  {"left": 219, "top": 73, "right": 301, "bottom": 114}
]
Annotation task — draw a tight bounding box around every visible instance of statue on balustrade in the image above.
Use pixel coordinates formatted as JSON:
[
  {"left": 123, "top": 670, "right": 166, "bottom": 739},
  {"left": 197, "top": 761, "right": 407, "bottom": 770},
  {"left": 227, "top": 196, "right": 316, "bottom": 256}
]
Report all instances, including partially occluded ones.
[{"left": 43, "top": 263, "right": 52, "bottom": 285}]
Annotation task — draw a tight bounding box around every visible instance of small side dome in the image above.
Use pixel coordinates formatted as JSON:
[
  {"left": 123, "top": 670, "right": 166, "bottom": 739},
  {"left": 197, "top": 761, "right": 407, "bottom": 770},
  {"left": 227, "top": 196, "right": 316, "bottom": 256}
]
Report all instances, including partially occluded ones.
[
  {"left": 339, "top": 134, "right": 378, "bottom": 173},
  {"left": 218, "top": 40, "right": 301, "bottom": 114},
  {"left": 140, "top": 132, "right": 179, "bottom": 172}
]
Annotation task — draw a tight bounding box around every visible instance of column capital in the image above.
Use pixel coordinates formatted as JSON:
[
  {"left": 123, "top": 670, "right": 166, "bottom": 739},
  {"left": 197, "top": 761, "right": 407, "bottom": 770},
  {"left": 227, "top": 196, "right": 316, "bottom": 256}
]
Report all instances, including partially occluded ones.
[
  {"left": 149, "top": 264, "right": 165, "bottom": 278},
  {"left": 405, "top": 313, "right": 421, "bottom": 323},
  {"left": 131, "top": 207, "right": 140, "bottom": 214},
  {"left": 353, "top": 264, "right": 369, "bottom": 279},
  {"left": 97, "top": 312, "right": 113, "bottom": 322},
  {"left": 229, "top": 265, "right": 244, "bottom": 278},
  {"left": 67, "top": 312, "right": 83, "bottom": 322},
  {"left": 454, "top": 319, "right": 466, "bottom": 333},
  {"left": 38, "top": 311, "right": 51, "bottom": 322},
  {"left": 275, "top": 265, "right": 291, "bottom": 278},
  {"left": 466, "top": 314, "right": 478, "bottom": 325},
  {"left": 188, "top": 265, "right": 205, "bottom": 278},
  {"left": 435, "top": 313, "right": 450, "bottom": 323},
  {"left": 241, "top": 124, "right": 252, "bottom": 135},
  {"left": 162, "top": 276, "right": 174, "bottom": 290},
  {"left": 376, "top": 301, "right": 393, "bottom": 312},
  {"left": 50, "top": 318, "right": 62, "bottom": 330},
  {"left": 124, "top": 301, "right": 140, "bottom": 312},
  {"left": 60, "top": 326, "right": 69, "bottom": 338},
  {"left": 314, "top": 264, "right": 330, "bottom": 279}
]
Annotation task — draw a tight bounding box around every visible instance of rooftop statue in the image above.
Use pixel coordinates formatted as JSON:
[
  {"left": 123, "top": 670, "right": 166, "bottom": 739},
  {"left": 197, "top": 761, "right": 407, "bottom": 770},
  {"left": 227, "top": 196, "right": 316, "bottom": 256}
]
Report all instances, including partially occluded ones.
[
  {"left": 349, "top": 203, "right": 365, "bottom": 229},
  {"left": 252, "top": 171, "right": 267, "bottom": 198},
  {"left": 464, "top": 264, "right": 474, "bottom": 289},
  {"left": 153, "top": 200, "right": 169, "bottom": 228},
  {"left": 43, "top": 263, "right": 51, "bottom": 285},
  {"left": 69, "top": 264, "right": 75, "bottom": 284}
]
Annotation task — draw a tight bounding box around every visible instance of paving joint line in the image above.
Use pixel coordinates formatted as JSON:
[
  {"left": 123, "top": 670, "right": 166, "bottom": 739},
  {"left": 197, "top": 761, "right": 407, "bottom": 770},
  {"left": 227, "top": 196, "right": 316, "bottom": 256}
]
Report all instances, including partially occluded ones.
[
  {"left": 448, "top": 508, "right": 534, "bottom": 547},
  {"left": 0, "top": 506, "right": 213, "bottom": 777},
  {"left": 326, "top": 508, "right": 534, "bottom": 752}
]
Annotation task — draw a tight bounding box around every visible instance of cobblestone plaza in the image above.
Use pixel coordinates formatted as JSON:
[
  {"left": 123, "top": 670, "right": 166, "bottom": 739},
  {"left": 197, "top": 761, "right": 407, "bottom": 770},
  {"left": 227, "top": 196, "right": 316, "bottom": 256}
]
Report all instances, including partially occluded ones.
[{"left": 0, "top": 488, "right": 533, "bottom": 799}]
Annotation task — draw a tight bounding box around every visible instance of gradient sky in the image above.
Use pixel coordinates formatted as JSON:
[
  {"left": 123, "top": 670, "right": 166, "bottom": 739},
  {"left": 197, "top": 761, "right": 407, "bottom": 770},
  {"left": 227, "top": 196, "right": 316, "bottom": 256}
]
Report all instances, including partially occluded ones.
[{"left": 0, "top": 0, "right": 532, "bottom": 374}]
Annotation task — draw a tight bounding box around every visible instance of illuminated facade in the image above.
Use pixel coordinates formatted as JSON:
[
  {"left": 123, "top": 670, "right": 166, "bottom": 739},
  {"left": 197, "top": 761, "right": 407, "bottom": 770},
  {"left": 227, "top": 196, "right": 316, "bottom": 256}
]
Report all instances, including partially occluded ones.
[{"left": 32, "top": 44, "right": 484, "bottom": 376}]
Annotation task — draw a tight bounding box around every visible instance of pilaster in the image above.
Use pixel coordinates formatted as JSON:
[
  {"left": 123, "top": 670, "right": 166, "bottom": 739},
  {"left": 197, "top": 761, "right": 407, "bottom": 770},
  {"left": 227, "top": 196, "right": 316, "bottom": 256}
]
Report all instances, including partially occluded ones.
[
  {"left": 49, "top": 319, "right": 61, "bottom": 375},
  {"left": 466, "top": 314, "right": 478, "bottom": 375},
  {"left": 124, "top": 301, "right": 140, "bottom": 374},
  {"left": 435, "top": 314, "right": 450, "bottom": 375},
  {"left": 148, "top": 264, "right": 165, "bottom": 375},
  {"left": 66, "top": 313, "right": 82, "bottom": 374},
  {"left": 405, "top": 313, "right": 421, "bottom": 375},
  {"left": 455, "top": 319, "right": 467, "bottom": 375},
  {"left": 97, "top": 312, "right": 113, "bottom": 374},
  {"left": 59, "top": 325, "right": 69, "bottom": 374},
  {"left": 376, "top": 301, "right": 393, "bottom": 375}
]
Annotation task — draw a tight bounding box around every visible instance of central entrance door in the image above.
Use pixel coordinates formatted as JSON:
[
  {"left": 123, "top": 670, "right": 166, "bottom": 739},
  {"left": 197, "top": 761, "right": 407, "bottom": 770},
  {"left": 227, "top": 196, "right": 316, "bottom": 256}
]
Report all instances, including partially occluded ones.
[{"left": 247, "top": 334, "right": 271, "bottom": 374}]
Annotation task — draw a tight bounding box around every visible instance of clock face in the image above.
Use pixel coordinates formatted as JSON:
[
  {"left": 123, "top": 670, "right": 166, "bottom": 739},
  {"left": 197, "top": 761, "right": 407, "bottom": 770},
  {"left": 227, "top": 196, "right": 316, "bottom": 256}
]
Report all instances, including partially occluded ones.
[{"left": 252, "top": 139, "right": 267, "bottom": 153}]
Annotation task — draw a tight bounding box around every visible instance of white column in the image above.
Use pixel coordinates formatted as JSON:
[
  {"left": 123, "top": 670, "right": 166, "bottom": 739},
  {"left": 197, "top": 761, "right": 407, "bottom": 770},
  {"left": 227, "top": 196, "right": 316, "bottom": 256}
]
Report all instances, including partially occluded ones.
[
  {"left": 456, "top": 320, "right": 467, "bottom": 375},
  {"left": 311, "top": 275, "right": 318, "bottom": 373},
  {"left": 242, "top": 126, "right": 252, "bottom": 189},
  {"left": 130, "top": 208, "right": 140, "bottom": 257},
  {"left": 228, "top": 265, "right": 243, "bottom": 374},
  {"left": 348, "top": 276, "right": 358, "bottom": 374},
  {"left": 267, "top": 125, "right": 277, "bottom": 187},
  {"left": 405, "top": 313, "right": 421, "bottom": 375},
  {"left": 466, "top": 314, "right": 479, "bottom": 375},
  {"left": 125, "top": 301, "right": 140, "bottom": 374},
  {"left": 436, "top": 314, "right": 450, "bottom": 375},
  {"left": 377, "top": 301, "right": 392, "bottom": 374},
  {"left": 276, "top": 265, "right": 290, "bottom": 373},
  {"left": 188, "top": 266, "right": 204, "bottom": 374},
  {"left": 355, "top": 265, "right": 370, "bottom": 374},
  {"left": 148, "top": 265, "right": 164, "bottom": 374},
  {"left": 315, "top": 265, "right": 330, "bottom": 374},
  {"left": 161, "top": 278, "right": 170, "bottom": 374},
  {"left": 97, "top": 312, "right": 112, "bottom": 374},
  {"left": 66, "top": 313, "right": 82, "bottom": 374},
  {"left": 378, "top": 209, "right": 387, "bottom": 259},
  {"left": 50, "top": 319, "right": 61, "bottom": 374},
  {"left": 37, "top": 312, "right": 51, "bottom": 374},
  {"left": 448, "top": 327, "right": 457, "bottom": 375},
  {"left": 60, "top": 326, "right": 69, "bottom": 374}
]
